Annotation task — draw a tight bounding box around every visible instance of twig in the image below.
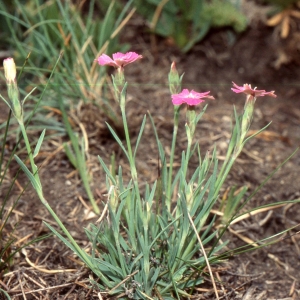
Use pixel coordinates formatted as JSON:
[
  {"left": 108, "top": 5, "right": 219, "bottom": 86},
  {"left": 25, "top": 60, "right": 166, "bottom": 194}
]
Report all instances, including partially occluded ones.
[
  {"left": 225, "top": 270, "right": 265, "bottom": 277},
  {"left": 215, "top": 272, "right": 227, "bottom": 300},
  {"left": 12, "top": 280, "right": 89, "bottom": 297},
  {"left": 62, "top": 283, "right": 77, "bottom": 300},
  {"left": 230, "top": 203, "right": 286, "bottom": 225},
  {"left": 218, "top": 276, "right": 262, "bottom": 300},
  {"left": 18, "top": 272, "right": 27, "bottom": 300},
  {"left": 22, "top": 272, "right": 45, "bottom": 289},
  {"left": 228, "top": 227, "right": 259, "bottom": 247},
  {"left": 21, "top": 249, "right": 77, "bottom": 274},
  {"left": 187, "top": 212, "right": 219, "bottom": 300},
  {"left": 108, "top": 270, "right": 139, "bottom": 294}
]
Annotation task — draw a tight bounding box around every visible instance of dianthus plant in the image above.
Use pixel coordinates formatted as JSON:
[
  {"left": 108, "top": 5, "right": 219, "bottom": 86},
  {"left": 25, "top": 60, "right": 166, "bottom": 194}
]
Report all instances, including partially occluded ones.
[
  {"left": 1, "top": 54, "right": 278, "bottom": 299},
  {"left": 84, "top": 53, "right": 277, "bottom": 299}
]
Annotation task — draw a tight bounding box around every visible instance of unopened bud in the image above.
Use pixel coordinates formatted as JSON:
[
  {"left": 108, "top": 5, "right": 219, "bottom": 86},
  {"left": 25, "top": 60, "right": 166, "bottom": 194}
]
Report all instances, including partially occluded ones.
[
  {"left": 3, "top": 58, "right": 17, "bottom": 84},
  {"left": 3, "top": 58, "right": 23, "bottom": 121},
  {"left": 168, "top": 62, "right": 182, "bottom": 95}
]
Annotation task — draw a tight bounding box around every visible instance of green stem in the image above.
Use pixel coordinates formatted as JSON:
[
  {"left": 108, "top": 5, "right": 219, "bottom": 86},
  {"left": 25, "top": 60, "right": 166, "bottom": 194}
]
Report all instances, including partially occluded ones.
[
  {"left": 183, "top": 139, "right": 192, "bottom": 179},
  {"left": 217, "top": 138, "right": 235, "bottom": 182},
  {"left": 166, "top": 108, "right": 180, "bottom": 210},
  {"left": 0, "top": 110, "right": 12, "bottom": 185},
  {"left": 214, "top": 156, "right": 235, "bottom": 199},
  {"left": 120, "top": 94, "right": 138, "bottom": 182},
  {"left": 44, "top": 195, "right": 110, "bottom": 286},
  {"left": 42, "top": 198, "right": 92, "bottom": 268},
  {"left": 19, "top": 121, "right": 41, "bottom": 188},
  {"left": 18, "top": 120, "right": 110, "bottom": 285},
  {"left": 119, "top": 92, "right": 142, "bottom": 216}
]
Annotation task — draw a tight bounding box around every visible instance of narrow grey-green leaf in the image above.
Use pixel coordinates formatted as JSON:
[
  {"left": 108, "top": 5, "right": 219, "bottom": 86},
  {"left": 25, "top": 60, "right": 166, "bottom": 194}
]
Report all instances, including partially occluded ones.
[
  {"left": 14, "top": 155, "right": 41, "bottom": 191},
  {"left": 33, "top": 129, "right": 46, "bottom": 158}
]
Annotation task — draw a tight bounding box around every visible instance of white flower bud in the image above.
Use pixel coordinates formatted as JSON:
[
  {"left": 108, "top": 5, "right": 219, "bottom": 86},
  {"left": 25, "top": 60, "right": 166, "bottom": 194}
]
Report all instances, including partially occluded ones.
[{"left": 3, "top": 58, "right": 17, "bottom": 83}]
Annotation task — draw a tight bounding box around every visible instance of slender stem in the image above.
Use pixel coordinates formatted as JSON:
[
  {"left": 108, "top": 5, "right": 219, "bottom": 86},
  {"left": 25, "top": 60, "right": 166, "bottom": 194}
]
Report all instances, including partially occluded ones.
[
  {"left": 0, "top": 110, "right": 12, "bottom": 184},
  {"left": 43, "top": 196, "right": 110, "bottom": 286},
  {"left": 19, "top": 121, "right": 41, "bottom": 187},
  {"left": 166, "top": 108, "right": 180, "bottom": 210},
  {"left": 181, "top": 119, "right": 193, "bottom": 184},
  {"left": 182, "top": 107, "right": 196, "bottom": 183},
  {"left": 119, "top": 92, "right": 141, "bottom": 209},
  {"left": 214, "top": 156, "right": 235, "bottom": 199},
  {"left": 183, "top": 136, "right": 192, "bottom": 179},
  {"left": 214, "top": 108, "right": 252, "bottom": 198},
  {"left": 18, "top": 119, "right": 110, "bottom": 285},
  {"left": 43, "top": 199, "right": 88, "bottom": 263},
  {"left": 217, "top": 140, "right": 235, "bottom": 182},
  {"left": 120, "top": 101, "right": 137, "bottom": 182}
]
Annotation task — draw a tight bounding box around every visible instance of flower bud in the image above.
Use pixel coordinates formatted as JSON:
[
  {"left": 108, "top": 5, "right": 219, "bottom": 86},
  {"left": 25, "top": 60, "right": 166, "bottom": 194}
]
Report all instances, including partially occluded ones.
[
  {"left": 3, "top": 58, "right": 17, "bottom": 84},
  {"left": 168, "top": 62, "right": 182, "bottom": 95},
  {"left": 3, "top": 58, "right": 23, "bottom": 121}
]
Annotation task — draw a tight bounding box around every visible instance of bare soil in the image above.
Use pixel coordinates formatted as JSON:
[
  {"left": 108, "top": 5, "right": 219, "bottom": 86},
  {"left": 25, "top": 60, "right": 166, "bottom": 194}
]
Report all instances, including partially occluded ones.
[{"left": 1, "top": 12, "right": 300, "bottom": 300}]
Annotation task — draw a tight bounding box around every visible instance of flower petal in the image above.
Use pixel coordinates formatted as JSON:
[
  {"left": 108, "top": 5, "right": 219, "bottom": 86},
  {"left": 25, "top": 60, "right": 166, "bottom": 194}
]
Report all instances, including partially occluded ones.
[
  {"left": 96, "top": 52, "right": 142, "bottom": 68},
  {"left": 231, "top": 82, "right": 277, "bottom": 98},
  {"left": 96, "top": 54, "right": 118, "bottom": 67},
  {"left": 112, "top": 52, "right": 143, "bottom": 67},
  {"left": 171, "top": 89, "right": 214, "bottom": 106}
]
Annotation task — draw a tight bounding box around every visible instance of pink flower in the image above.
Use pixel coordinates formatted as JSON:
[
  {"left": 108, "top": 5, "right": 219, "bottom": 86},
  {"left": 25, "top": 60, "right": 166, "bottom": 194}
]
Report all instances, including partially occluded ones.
[
  {"left": 171, "top": 89, "right": 214, "bottom": 106},
  {"left": 231, "top": 82, "right": 277, "bottom": 98},
  {"left": 96, "top": 52, "right": 143, "bottom": 68}
]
